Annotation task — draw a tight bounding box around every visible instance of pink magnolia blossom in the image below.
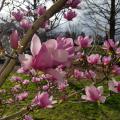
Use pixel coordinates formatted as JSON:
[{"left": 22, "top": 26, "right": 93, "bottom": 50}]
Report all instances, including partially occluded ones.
[
  {"left": 19, "top": 54, "right": 33, "bottom": 70},
  {"left": 57, "top": 37, "right": 74, "bottom": 59},
  {"left": 32, "top": 39, "right": 68, "bottom": 70},
  {"left": 12, "top": 10, "right": 24, "bottom": 21},
  {"left": 32, "top": 44, "right": 54, "bottom": 70},
  {"left": 75, "top": 36, "right": 93, "bottom": 48},
  {"left": 10, "top": 30, "right": 19, "bottom": 49},
  {"left": 42, "top": 84, "right": 49, "bottom": 91},
  {"left": 64, "top": 10, "right": 77, "bottom": 21},
  {"left": 16, "top": 91, "right": 29, "bottom": 101},
  {"left": 87, "top": 54, "right": 101, "bottom": 64},
  {"left": 47, "top": 68, "right": 66, "bottom": 84},
  {"left": 32, "top": 92, "right": 56, "bottom": 108},
  {"left": 103, "top": 39, "right": 119, "bottom": 51},
  {"left": 66, "top": 0, "right": 81, "bottom": 8},
  {"left": 23, "top": 115, "right": 33, "bottom": 120},
  {"left": 108, "top": 80, "right": 120, "bottom": 93},
  {"left": 20, "top": 19, "right": 32, "bottom": 30},
  {"left": 81, "top": 86, "right": 106, "bottom": 103},
  {"left": 58, "top": 80, "right": 68, "bottom": 91},
  {"left": 22, "top": 80, "right": 30, "bottom": 85},
  {"left": 102, "top": 56, "right": 111, "bottom": 65},
  {"left": 17, "top": 67, "right": 29, "bottom": 74},
  {"left": 74, "top": 69, "right": 85, "bottom": 79},
  {"left": 35, "top": 5, "right": 46, "bottom": 16},
  {"left": 19, "top": 34, "right": 68, "bottom": 70},
  {"left": 116, "top": 47, "right": 120, "bottom": 55},
  {"left": 19, "top": 34, "right": 41, "bottom": 70},
  {"left": 32, "top": 77, "right": 42, "bottom": 83},
  {"left": 85, "top": 70, "right": 96, "bottom": 79},
  {"left": 112, "top": 65, "right": 120, "bottom": 75},
  {"left": 10, "top": 76, "right": 22, "bottom": 82}
]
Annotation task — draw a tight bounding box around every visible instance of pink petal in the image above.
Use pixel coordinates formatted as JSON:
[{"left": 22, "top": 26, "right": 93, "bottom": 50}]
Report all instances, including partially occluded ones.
[
  {"left": 19, "top": 54, "right": 33, "bottom": 70},
  {"left": 52, "top": 49, "right": 68, "bottom": 63},
  {"left": 45, "top": 39, "right": 58, "bottom": 50},
  {"left": 30, "top": 34, "right": 41, "bottom": 56}
]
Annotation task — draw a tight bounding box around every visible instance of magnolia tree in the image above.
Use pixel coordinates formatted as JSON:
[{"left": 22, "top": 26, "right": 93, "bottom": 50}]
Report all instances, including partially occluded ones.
[{"left": 0, "top": 0, "right": 120, "bottom": 120}]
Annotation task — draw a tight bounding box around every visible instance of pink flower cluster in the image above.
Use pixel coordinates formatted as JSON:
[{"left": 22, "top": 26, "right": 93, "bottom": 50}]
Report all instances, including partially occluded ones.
[{"left": 74, "top": 69, "right": 96, "bottom": 80}]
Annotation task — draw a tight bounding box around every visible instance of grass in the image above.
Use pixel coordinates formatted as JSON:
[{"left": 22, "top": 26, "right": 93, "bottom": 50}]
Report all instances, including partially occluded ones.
[{"left": 1, "top": 73, "right": 120, "bottom": 120}]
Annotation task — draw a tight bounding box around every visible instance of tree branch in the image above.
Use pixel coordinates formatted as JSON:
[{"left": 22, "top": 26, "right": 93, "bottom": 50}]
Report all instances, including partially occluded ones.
[{"left": 0, "top": 0, "right": 68, "bottom": 87}]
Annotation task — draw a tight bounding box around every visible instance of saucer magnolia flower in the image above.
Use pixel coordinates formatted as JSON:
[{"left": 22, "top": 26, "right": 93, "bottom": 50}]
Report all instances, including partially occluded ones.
[
  {"left": 35, "top": 5, "right": 46, "bottom": 16},
  {"left": 22, "top": 80, "right": 30, "bottom": 85},
  {"left": 32, "top": 92, "right": 56, "bottom": 108},
  {"left": 16, "top": 91, "right": 29, "bottom": 101},
  {"left": 19, "top": 54, "right": 33, "bottom": 70},
  {"left": 19, "top": 34, "right": 41, "bottom": 70},
  {"left": 85, "top": 70, "right": 96, "bottom": 79},
  {"left": 12, "top": 10, "right": 24, "bottom": 21},
  {"left": 57, "top": 37, "right": 74, "bottom": 59},
  {"left": 116, "top": 47, "right": 120, "bottom": 55},
  {"left": 17, "top": 67, "right": 29, "bottom": 74},
  {"left": 10, "top": 30, "right": 19, "bottom": 49},
  {"left": 32, "top": 39, "right": 68, "bottom": 70},
  {"left": 19, "top": 34, "right": 68, "bottom": 71},
  {"left": 23, "top": 115, "right": 33, "bottom": 120},
  {"left": 87, "top": 54, "right": 101, "bottom": 64},
  {"left": 10, "top": 76, "right": 22, "bottom": 82},
  {"left": 103, "top": 39, "right": 119, "bottom": 51},
  {"left": 32, "top": 77, "right": 42, "bottom": 83},
  {"left": 58, "top": 80, "right": 68, "bottom": 91},
  {"left": 75, "top": 36, "right": 92, "bottom": 48},
  {"left": 112, "top": 65, "right": 120, "bottom": 75},
  {"left": 74, "top": 69, "right": 85, "bottom": 79},
  {"left": 108, "top": 80, "right": 120, "bottom": 93},
  {"left": 64, "top": 10, "right": 77, "bottom": 21},
  {"left": 102, "top": 56, "right": 111, "bottom": 65},
  {"left": 47, "top": 68, "right": 66, "bottom": 87},
  {"left": 20, "top": 19, "right": 32, "bottom": 30},
  {"left": 81, "top": 86, "right": 106, "bottom": 103},
  {"left": 66, "top": 0, "right": 81, "bottom": 8}
]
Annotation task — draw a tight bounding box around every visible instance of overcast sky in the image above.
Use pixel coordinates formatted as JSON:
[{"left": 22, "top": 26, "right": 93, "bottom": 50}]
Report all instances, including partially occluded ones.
[{"left": 0, "top": 0, "right": 107, "bottom": 36}]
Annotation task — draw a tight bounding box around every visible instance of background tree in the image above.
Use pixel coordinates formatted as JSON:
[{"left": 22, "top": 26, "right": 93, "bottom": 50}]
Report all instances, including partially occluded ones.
[{"left": 83, "top": 0, "right": 120, "bottom": 41}]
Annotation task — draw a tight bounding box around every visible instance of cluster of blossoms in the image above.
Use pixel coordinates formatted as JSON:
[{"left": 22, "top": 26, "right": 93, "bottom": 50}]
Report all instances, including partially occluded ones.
[
  {"left": 5, "top": 32, "right": 120, "bottom": 120},
  {"left": 2, "top": 1, "right": 120, "bottom": 120},
  {"left": 9, "top": 31, "right": 120, "bottom": 105}
]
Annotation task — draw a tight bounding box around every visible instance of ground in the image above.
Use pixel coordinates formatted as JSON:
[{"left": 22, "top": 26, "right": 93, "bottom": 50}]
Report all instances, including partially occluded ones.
[{"left": 1, "top": 73, "right": 120, "bottom": 120}]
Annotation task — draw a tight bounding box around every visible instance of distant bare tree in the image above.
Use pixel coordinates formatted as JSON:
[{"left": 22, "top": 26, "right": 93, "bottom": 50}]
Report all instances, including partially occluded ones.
[{"left": 83, "top": 0, "right": 120, "bottom": 40}]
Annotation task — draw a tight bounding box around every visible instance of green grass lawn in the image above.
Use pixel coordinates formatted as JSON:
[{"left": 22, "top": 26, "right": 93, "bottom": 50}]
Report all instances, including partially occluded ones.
[{"left": 1, "top": 72, "right": 120, "bottom": 120}]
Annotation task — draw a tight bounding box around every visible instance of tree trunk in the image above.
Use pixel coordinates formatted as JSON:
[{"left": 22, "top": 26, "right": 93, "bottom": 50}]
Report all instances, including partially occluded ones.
[{"left": 109, "top": 0, "right": 116, "bottom": 40}]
